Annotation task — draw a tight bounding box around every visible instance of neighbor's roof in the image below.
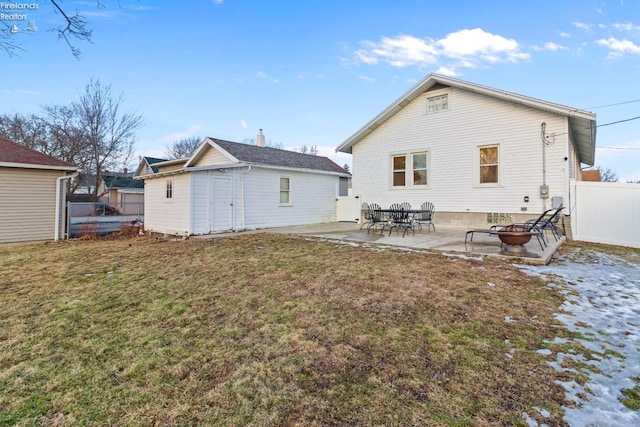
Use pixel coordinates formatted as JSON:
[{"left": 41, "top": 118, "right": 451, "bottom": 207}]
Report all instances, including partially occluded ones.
[
  {"left": 103, "top": 174, "right": 144, "bottom": 189},
  {"left": 336, "top": 73, "right": 597, "bottom": 166},
  {"left": 202, "top": 138, "right": 350, "bottom": 175},
  {"left": 143, "top": 156, "right": 167, "bottom": 173},
  {"left": 0, "top": 137, "right": 77, "bottom": 171}
]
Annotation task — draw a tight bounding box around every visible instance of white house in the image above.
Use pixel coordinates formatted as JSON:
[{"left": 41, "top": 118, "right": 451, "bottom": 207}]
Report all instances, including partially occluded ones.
[
  {"left": 136, "top": 136, "right": 350, "bottom": 236},
  {"left": 0, "top": 137, "right": 77, "bottom": 243},
  {"left": 336, "top": 74, "right": 597, "bottom": 236}
]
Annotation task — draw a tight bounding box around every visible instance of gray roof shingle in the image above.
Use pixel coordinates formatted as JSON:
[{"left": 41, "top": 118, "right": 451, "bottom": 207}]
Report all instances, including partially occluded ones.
[{"left": 209, "top": 138, "right": 349, "bottom": 175}]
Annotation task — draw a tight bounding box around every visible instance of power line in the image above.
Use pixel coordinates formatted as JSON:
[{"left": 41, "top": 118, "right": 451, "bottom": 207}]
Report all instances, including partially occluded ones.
[
  {"left": 586, "top": 99, "right": 640, "bottom": 109},
  {"left": 597, "top": 146, "right": 640, "bottom": 150},
  {"left": 596, "top": 115, "right": 640, "bottom": 128}
]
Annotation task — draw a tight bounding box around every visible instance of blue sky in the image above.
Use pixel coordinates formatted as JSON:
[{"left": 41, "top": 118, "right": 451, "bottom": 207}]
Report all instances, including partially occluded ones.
[{"left": 2, "top": 0, "right": 640, "bottom": 181}]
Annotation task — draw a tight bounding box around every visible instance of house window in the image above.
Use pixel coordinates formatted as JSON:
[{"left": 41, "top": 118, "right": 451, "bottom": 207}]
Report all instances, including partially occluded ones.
[
  {"left": 280, "top": 177, "right": 291, "bottom": 204},
  {"left": 392, "top": 155, "right": 406, "bottom": 187},
  {"left": 412, "top": 153, "right": 427, "bottom": 186},
  {"left": 479, "top": 145, "right": 499, "bottom": 184},
  {"left": 427, "top": 94, "right": 448, "bottom": 113},
  {"left": 166, "top": 179, "right": 173, "bottom": 199}
]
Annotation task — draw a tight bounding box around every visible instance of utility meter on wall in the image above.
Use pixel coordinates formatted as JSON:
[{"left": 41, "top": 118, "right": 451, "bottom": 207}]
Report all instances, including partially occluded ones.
[{"left": 539, "top": 184, "right": 549, "bottom": 199}]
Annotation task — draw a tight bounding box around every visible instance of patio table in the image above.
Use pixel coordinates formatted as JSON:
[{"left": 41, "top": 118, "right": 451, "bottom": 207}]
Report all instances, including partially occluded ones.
[{"left": 372, "top": 208, "right": 430, "bottom": 237}]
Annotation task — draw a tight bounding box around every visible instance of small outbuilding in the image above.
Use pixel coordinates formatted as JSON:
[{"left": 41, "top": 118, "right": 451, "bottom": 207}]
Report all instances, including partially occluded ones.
[
  {"left": 0, "top": 137, "right": 77, "bottom": 243},
  {"left": 136, "top": 135, "right": 350, "bottom": 236}
]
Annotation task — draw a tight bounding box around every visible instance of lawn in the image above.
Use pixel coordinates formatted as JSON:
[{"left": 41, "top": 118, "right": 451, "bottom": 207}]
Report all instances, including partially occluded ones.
[{"left": 0, "top": 233, "right": 585, "bottom": 426}]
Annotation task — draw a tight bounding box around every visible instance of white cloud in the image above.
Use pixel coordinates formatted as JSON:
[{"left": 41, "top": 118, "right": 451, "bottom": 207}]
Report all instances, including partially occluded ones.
[
  {"left": 435, "top": 66, "right": 458, "bottom": 76},
  {"left": 158, "top": 125, "right": 203, "bottom": 144},
  {"left": 353, "top": 28, "right": 529, "bottom": 74},
  {"left": 212, "top": 0, "right": 224, "bottom": 4},
  {"left": 531, "top": 42, "right": 569, "bottom": 51},
  {"left": 256, "top": 71, "right": 279, "bottom": 83},
  {"left": 613, "top": 22, "right": 640, "bottom": 32},
  {"left": 572, "top": 22, "right": 592, "bottom": 31},
  {"left": 240, "top": 120, "right": 248, "bottom": 129},
  {"left": 358, "top": 75, "right": 375, "bottom": 83},
  {"left": 559, "top": 31, "right": 571, "bottom": 38},
  {"left": 355, "top": 34, "right": 438, "bottom": 67},
  {"left": 596, "top": 37, "right": 640, "bottom": 58}
]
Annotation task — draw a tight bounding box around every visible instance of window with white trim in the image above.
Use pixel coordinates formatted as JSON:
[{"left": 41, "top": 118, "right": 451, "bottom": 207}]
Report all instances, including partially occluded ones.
[
  {"left": 391, "top": 152, "right": 429, "bottom": 187},
  {"left": 427, "top": 94, "right": 448, "bottom": 113},
  {"left": 166, "top": 179, "right": 173, "bottom": 199},
  {"left": 479, "top": 145, "right": 499, "bottom": 184},
  {"left": 392, "top": 155, "right": 406, "bottom": 187},
  {"left": 412, "top": 153, "right": 428, "bottom": 186},
  {"left": 279, "top": 177, "right": 291, "bottom": 204}
]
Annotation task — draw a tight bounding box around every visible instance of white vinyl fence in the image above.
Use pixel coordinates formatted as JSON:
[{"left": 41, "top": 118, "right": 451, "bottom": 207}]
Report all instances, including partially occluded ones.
[
  {"left": 573, "top": 181, "right": 640, "bottom": 248},
  {"left": 336, "top": 195, "right": 361, "bottom": 223}
]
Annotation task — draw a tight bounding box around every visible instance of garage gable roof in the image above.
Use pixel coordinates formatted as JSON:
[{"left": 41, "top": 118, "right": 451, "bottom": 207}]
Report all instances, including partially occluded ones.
[
  {"left": 336, "top": 73, "right": 597, "bottom": 166},
  {"left": 0, "top": 137, "right": 77, "bottom": 171},
  {"left": 187, "top": 137, "right": 350, "bottom": 175}
]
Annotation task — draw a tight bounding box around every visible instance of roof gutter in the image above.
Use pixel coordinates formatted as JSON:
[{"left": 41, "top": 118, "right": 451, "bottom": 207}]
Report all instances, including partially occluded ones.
[{"left": 55, "top": 171, "right": 79, "bottom": 241}]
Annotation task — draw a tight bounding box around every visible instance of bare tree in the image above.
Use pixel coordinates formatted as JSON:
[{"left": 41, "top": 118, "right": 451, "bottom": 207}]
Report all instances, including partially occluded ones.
[
  {"left": 1, "top": 79, "right": 142, "bottom": 197},
  {"left": 2, "top": 1, "right": 140, "bottom": 58},
  {"left": 164, "top": 136, "right": 201, "bottom": 159},
  {"left": 73, "top": 78, "right": 143, "bottom": 200},
  {"left": 242, "top": 137, "right": 283, "bottom": 149},
  {"left": 598, "top": 167, "right": 618, "bottom": 182}
]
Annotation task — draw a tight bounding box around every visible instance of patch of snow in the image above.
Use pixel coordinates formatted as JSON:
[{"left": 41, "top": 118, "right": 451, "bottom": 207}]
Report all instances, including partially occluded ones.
[
  {"left": 519, "top": 248, "right": 640, "bottom": 426},
  {"left": 504, "top": 315, "right": 516, "bottom": 323}
]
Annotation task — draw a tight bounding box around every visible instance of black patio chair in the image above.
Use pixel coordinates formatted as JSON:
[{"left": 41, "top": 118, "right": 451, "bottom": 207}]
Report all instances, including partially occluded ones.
[
  {"left": 387, "top": 203, "right": 414, "bottom": 237},
  {"left": 525, "top": 205, "right": 564, "bottom": 242},
  {"left": 415, "top": 202, "right": 435, "bottom": 232},
  {"left": 366, "top": 203, "right": 386, "bottom": 234},
  {"left": 359, "top": 202, "right": 370, "bottom": 230}
]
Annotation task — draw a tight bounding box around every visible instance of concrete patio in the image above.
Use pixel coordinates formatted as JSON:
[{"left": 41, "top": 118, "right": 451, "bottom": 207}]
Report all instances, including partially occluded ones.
[{"left": 266, "top": 222, "right": 564, "bottom": 265}]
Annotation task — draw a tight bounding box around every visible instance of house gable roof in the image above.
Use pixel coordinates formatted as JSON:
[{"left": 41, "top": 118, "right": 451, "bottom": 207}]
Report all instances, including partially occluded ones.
[
  {"left": 135, "top": 156, "right": 168, "bottom": 176},
  {"left": 185, "top": 137, "right": 350, "bottom": 175},
  {"left": 0, "top": 137, "right": 77, "bottom": 171},
  {"left": 336, "top": 73, "right": 597, "bottom": 166}
]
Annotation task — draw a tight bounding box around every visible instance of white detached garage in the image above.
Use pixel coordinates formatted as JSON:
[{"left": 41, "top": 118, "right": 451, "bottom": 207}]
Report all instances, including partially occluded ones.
[{"left": 136, "top": 136, "right": 350, "bottom": 236}]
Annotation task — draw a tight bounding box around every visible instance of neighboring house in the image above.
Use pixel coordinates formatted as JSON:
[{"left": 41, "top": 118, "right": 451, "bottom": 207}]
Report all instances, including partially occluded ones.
[
  {"left": 135, "top": 156, "right": 166, "bottom": 176},
  {"left": 98, "top": 171, "right": 145, "bottom": 210},
  {"left": 336, "top": 73, "right": 597, "bottom": 235},
  {"left": 581, "top": 169, "right": 602, "bottom": 182},
  {"left": 0, "top": 137, "right": 77, "bottom": 243},
  {"left": 135, "top": 137, "right": 350, "bottom": 235}
]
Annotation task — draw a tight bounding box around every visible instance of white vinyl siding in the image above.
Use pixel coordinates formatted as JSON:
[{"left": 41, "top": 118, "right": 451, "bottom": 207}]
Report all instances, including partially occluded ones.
[
  {"left": 243, "top": 167, "right": 337, "bottom": 229},
  {"left": 143, "top": 173, "right": 191, "bottom": 235},
  {"left": 351, "top": 86, "right": 570, "bottom": 214},
  {"left": 0, "top": 167, "right": 68, "bottom": 243},
  {"left": 192, "top": 146, "right": 233, "bottom": 166}
]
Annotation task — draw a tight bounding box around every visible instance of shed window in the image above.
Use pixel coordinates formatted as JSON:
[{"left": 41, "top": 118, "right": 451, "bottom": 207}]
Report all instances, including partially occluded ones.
[
  {"left": 166, "top": 179, "right": 173, "bottom": 199},
  {"left": 280, "top": 177, "right": 291, "bottom": 204}
]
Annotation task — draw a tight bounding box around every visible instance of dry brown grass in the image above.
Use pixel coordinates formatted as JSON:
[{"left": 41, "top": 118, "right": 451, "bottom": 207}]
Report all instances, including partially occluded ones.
[{"left": 0, "top": 233, "right": 585, "bottom": 426}]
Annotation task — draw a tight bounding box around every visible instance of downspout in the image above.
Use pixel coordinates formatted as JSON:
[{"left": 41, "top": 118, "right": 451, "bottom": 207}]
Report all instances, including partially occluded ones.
[
  {"left": 55, "top": 171, "right": 79, "bottom": 241},
  {"left": 541, "top": 122, "right": 547, "bottom": 212},
  {"left": 240, "top": 165, "right": 252, "bottom": 230}
]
